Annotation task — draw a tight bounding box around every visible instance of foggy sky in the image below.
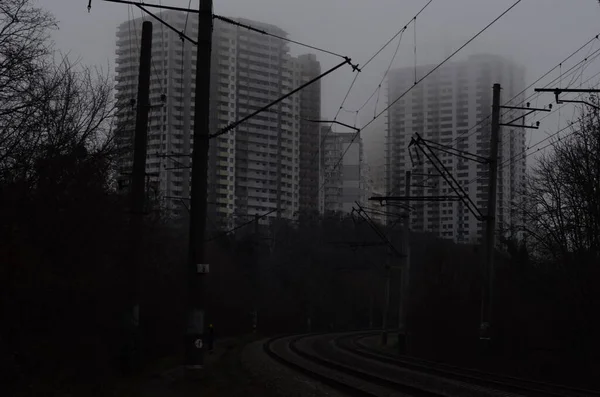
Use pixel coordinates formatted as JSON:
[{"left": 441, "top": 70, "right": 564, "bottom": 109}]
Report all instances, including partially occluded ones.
[{"left": 49, "top": 0, "right": 600, "bottom": 163}]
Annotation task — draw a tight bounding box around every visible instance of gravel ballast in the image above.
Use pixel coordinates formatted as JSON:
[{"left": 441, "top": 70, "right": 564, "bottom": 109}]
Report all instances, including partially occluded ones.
[{"left": 241, "top": 339, "right": 349, "bottom": 397}]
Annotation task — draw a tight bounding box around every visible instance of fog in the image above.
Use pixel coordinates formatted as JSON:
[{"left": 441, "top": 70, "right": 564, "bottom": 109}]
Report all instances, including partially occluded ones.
[{"left": 49, "top": 0, "right": 600, "bottom": 163}]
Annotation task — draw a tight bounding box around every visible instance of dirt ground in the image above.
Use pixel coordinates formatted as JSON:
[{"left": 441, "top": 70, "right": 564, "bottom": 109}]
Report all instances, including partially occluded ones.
[{"left": 113, "top": 335, "right": 278, "bottom": 397}]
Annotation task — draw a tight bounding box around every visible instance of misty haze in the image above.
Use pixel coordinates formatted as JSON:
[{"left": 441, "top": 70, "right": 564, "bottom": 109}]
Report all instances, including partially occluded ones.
[{"left": 3, "top": 1, "right": 600, "bottom": 396}]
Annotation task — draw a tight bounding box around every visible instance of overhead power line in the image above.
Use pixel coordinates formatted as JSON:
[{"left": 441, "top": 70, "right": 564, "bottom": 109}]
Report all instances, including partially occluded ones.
[
  {"left": 334, "top": 0, "right": 434, "bottom": 120},
  {"left": 110, "top": 1, "right": 354, "bottom": 63},
  {"left": 449, "top": 32, "right": 600, "bottom": 147},
  {"left": 209, "top": 58, "right": 352, "bottom": 139},
  {"left": 364, "top": 0, "right": 523, "bottom": 134},
  {"left": 362, "top": 0, "right": 433, "bottom": 70},
  {"left": 355, "top": 28, "right": 406, "bottom": 114},
  {"left": 206, "top": 209, "right": 277, "bottom": 242},
  {"left": 464, "top": 123, "right": 578, "bottom": 189},
  {"left": 399, "top": 7, "right": 600, "bottom": 195},
  {"left": 489, "top": 67, "right": 600, "bottom": 175},
  {"left": 214, "top": 15, "right": 350, "bottom": 61},
  {"left": 137, "top": 4, "right": 197, "bottom": 44},
  {"left": 325, "top": 0, "right": 523, "bottom": 197},
  {"left": 315, "top": 0, "right": 435, "bottom": 173}
]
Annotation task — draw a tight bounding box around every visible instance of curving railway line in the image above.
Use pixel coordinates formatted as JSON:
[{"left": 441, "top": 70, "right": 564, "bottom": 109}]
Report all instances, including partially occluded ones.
[{"left": 263, "top": 331, "right": 600, "bottom": 397}]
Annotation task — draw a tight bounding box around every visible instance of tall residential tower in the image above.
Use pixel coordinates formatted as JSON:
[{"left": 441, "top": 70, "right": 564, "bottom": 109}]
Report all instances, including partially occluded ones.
[
  {"left": 386, "top": 54, "right": 526, "bottom": 243},
  {"left": 115, "top": 13, "right": 321, "bottom": 227},
  {"left": 322, "top": 130, "right": 366, "bottom": 214}
]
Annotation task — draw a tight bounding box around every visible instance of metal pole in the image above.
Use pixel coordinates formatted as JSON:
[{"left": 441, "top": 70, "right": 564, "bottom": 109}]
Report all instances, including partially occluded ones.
[
  {"left": 126, "top": 20, "right": 152, "bottom": 371},
  {"left": 369, "top": 293, "right": 374, "bottom": 329},
  {"left": 253, "top": 213, "right": 259, "bottom": 333},
  {"left": 398, "top": 170, "right": 411, "bottom": 354},
  {"left": 381, "top": 247, "right": 391, "bottom": 346},
  {"left": 186, "top": 0, "right": 212, "bottom": 369},
  {"left": 481, "top": 83, "right": 501, "bottom": 350}
]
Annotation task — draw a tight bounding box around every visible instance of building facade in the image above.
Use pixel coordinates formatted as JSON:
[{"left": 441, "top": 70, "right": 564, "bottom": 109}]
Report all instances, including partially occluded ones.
[
  {"left": 322, "top": 131, "right": 366, "bottom": 214},
  {"left": 386, "top": 54, "right": 526, "bottom": 243},
  {"left": 115, "top": 13, "right": 319, "bottom": 227}
]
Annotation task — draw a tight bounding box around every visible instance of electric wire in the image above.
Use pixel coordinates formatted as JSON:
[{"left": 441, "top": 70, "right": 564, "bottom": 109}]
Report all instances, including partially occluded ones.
[
  {"left": 214, "top": 15, "right": 349, "bottom": 61},
  {"left": 447, "top": 33, "right": 600, "bottom": 149},
  {"left": 416, "top": 33, "right": 600, "bottom": 195},
  {"left": 464, "top": 78, "right": 599, "bottom": 189},
  {"left": 315, "top": 0, "right": 435, "bottom": 183},
  {"left": 327, "top": 0, "right": 524, "bottom": 199},
  {"left": 363, "top": 0, "right": 523, "bottom": 134},
  {"left": 355, "top": 28, "right": 406, "bottom": 114},
  {"left": 489, "top": 59, "right": 600, "bottom": 177}
]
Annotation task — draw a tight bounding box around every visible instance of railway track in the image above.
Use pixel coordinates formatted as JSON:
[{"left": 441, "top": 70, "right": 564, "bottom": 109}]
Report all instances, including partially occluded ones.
[
  {"left": 264, "top": 331, "right": 600, "bottom": 397},
  {"left": 264, "top": 333, "right": 445, "bottom": 396},
  {"left": 338, "top": 333, "right": 600, "bottom": 397}
]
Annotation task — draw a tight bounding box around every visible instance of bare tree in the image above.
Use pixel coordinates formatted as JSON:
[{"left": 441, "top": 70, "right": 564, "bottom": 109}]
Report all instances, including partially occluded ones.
[
  {"left": 517, "top": 97, "right": 600, "bottom": 266},
  {"left": 0, "top": 0, "right": 122, "bottom": 187},
  {"left": 0, "top": 0, "right": 56, "bottom": 177},
  {"left": 0, "top": 4, "right": 127, "bottom": 392}
]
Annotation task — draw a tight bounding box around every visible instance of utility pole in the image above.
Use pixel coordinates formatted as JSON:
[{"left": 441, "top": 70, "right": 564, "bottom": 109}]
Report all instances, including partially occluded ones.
[
  {"left": 126, "top": 20, "right": 152, "bottom": 372},
  {"left": 398, "top": 170, "right": 411, "bottom": 354},
  {"left": 381, "top": 246, "right": 391, "bottom": 346},
  {"left": 252, "top": 213, "right": 259, "bottom": 333},
  {"left": 186, "top": 0, "right": 212, "bottom": 369},
  {"left": 351, "top": 202, "right": 400, "bottom": 345},
  {"left": 369, "top": 253, "right": 374, "bottom": 330},
  {"left": 481, "top": 83, "right": 501, "bottom": 351},
  {"left": 369, "top": 293, "right": 374, "bottom": 329}
]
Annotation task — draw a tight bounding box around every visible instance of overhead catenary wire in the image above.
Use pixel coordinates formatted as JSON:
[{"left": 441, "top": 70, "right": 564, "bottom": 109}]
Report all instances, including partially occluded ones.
[
  {"left": 137, "top": 4, "right": 197, "bottom": 44},
  {"left": 352, "top": 0, "right": 526, "bottom": 197},
  {"left": 324, "top": 0, "right": 524, "bottom": 197},
  {"left": 459, "top": 89, "right": 599, "bottom": 195},
  {"left": 315, "top": 0, "right": 435, "bottom": 173},
  {"left": 183, "top": 0, "right": 192, "bottom": 33},
  {"left": 133, "top": 5, "right": 352, "bottom": 59},
  {"left": 505, "top": 83, "right": 600, "bottom": 167},
  {"left": 106, "top": 0, "right": 385, "bottom": 235},
  {"left": 460, "top": 48, "right": 600, "bottom": 165},
  {"left": 566, "top": 39, "right": 596, "bottom": 88},
  {"left": 210, "top": 58, "right": 351, "bottom": 139},
  {"left": 151, "top": 3, "right": 351, "bottom": 217},
  {"left": 364, "top": 0, "right": 523, "bottom": 134},
  {"left": 363, "top": 0, "right": 433, "bottom": 71},
  {"left": 205, "top": 209, "right": 277, "bottom": 242},
  {"left": 449, "top": 32, "right": 600, "bottom": 148},
  {"left": 214, "top": 15, "right": 351, "bottom": 62},
  {"left": 464, "top": 122, "right": 581, "bottom": 189},
  {"left": 488, "top": 65, "right": 600, "bottom": 178},
  {"left": 504, "top": 33, "right": 599, "bottom": 112},
  {"left": 355, "top": 28, "right": 406, "bottom": 114},
  {"left": 336, "top": 0, "right": 434, "bottom": 118},
  {"left": 501, "top": 41, "right": 600, "bottom": 118},
  {"left": 413, "top": 15, "right": 417, "bottom": 84}
]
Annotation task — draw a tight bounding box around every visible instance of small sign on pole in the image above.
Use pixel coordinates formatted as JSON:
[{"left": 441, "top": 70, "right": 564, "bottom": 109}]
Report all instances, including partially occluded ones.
[{"left": 197, "top": 263, "right": 210, "bottom": 274}]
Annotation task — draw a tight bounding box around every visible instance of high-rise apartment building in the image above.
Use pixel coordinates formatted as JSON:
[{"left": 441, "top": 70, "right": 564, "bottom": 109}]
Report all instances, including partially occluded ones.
[
  {"left": 322, "top": 131, "right": 366, "bottom": 214},
  {"left": 115, "top": 13, "right": 320, "bottom": 227},
  {"left": 386, "top": 54, "right": 526, "bottom": 243}
]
